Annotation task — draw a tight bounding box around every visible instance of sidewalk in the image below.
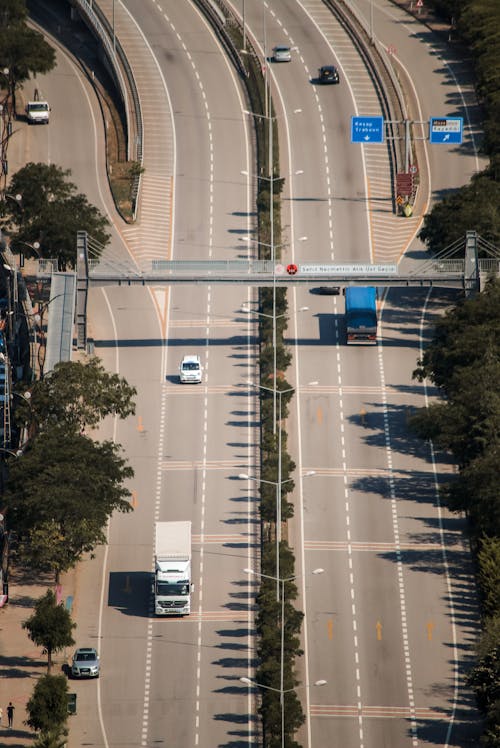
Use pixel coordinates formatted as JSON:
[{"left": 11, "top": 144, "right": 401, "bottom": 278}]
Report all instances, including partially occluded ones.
[{"left": 0, "top": 567, "right": 76, "bottom": 743}]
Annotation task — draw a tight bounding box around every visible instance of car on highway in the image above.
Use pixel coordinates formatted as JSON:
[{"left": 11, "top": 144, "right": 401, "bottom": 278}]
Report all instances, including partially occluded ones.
[
  {"left": 179, "top": 354, "right": 203, "bottom": 384},
  {"left": 71, "top": 647, "right": 100, "bottom": 678},
  {"left": 272, "top": 45, "right": 291, "bottom": 62},
  {"left": 318, "top": 65, "right": 340, "bottom": 84},
  {"left": 310, "top": 286, "right": 341, "bottom": 295}
]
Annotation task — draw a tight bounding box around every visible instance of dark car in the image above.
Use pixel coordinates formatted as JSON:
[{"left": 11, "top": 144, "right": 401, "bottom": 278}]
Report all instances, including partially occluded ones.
[
  {"left": 318, "top": 65, "right": 340, "bottom": 84},
  {"left": 311, "top": 286, "right": 341, "bottom": 296}
]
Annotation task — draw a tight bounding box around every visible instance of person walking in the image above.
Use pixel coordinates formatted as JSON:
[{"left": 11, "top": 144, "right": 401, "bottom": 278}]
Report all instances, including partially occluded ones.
[{"left": 7, "top": 701, "right": 14, "bottom": 728}]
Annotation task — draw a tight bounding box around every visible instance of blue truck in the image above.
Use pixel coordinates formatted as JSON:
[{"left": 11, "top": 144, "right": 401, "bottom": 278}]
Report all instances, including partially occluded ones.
[{"left": 345, "top": 287, "right": 377, "bottom": 344}]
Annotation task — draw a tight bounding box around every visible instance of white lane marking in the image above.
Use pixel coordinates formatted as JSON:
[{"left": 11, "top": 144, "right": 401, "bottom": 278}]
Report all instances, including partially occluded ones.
[
  {"left": 95, "top": 288, "right": 122, "bottom": 748},
  {"left": 419, "top": 290, "right": 459, "bottom": 748},
  {"left": 333, "top": 298, "right": 364, "bottom": 747},
  {"left": 295, "top": 0, "right": 373, "bottom": 261},
  {"left": 377, "top": 301, "right": 417, "bottom": 746}
]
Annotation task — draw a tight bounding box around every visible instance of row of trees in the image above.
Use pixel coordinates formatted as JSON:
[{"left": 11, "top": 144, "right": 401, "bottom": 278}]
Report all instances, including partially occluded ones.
[
  {"left": 417, "top": 0, "right": 500, "bottom": 252},
  {"left": 23, "top": 589, "right": 76, "bottom": 745},
  {"left": 233, "top": 20, "right": 307, "bottom": 745},
  {"left": 3, "top": 357, "right": 136, "bottom": 744},
  {"left": 0, "top": 1, "right": 110, "bottom": 268},
  {"left": 7, "top": 357, "right": 136, "bottom": 583},
  {"left": 412, "top": 279, "right": 500, "bottom": 745}
]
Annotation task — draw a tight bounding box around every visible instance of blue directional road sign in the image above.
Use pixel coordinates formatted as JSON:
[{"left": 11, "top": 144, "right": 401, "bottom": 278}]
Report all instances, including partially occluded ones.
[
  {"left": 351, "top": 116, "right": 385, "bottom": 144},
  {"left": 429, "top": 116, "right": 463, "bottom": 144}
]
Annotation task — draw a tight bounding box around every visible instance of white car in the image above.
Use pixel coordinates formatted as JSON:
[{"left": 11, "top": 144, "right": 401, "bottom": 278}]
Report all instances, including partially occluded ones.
[
  {"left": 272, "top": 45, "right": 291, "bottom": 62},
  {"left": 179, "top": 355, "right": 202, "bottom": 384}
]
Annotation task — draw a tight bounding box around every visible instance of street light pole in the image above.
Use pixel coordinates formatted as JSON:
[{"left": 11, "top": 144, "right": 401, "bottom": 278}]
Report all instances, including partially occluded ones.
[{"left": 243, "top": 567, "right": 325, "bottom": 748}]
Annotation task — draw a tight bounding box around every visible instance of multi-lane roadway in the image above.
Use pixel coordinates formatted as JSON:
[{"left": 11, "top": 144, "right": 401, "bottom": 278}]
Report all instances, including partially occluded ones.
[{"left": 25, "top": 1, "right": 483, "bottom": 746}]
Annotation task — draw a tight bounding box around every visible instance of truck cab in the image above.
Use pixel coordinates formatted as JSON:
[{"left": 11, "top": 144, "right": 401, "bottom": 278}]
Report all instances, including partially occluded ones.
[{"left": 25, "top": 101, "right": 50, "bottom": 124}]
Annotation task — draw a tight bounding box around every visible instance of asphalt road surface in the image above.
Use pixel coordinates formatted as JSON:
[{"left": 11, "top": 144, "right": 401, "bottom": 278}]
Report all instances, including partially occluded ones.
[{"left": 21, "top": 1, "right": 483, "bottom": 746}]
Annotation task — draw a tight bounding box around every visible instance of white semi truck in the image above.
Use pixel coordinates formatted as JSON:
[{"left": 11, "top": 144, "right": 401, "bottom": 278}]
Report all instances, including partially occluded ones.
[{"left": 154, "top": 521, "right": 192, "bottom": 616}]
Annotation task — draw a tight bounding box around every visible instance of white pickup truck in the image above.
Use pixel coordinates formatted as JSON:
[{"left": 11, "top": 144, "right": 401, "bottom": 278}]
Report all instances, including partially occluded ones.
[{"left": 25, "top": 101, "right": 50, "bottom": 124}]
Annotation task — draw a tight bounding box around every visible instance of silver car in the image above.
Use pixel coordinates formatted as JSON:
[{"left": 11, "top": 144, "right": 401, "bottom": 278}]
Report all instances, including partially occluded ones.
[
  {"left": 273, "top": 45, "right": 291, "bottom": 62},
  {"left": 71, "top": 647, "right": 100, "bottom": 678}
]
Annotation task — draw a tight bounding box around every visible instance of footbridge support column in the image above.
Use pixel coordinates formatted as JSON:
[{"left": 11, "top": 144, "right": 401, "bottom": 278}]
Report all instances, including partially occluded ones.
[
  {"left": 464, "top": 230, "right": 480, "bottom": 297},
  {"left": 76, "top": 231, "right": 89, "bottom": 351}
]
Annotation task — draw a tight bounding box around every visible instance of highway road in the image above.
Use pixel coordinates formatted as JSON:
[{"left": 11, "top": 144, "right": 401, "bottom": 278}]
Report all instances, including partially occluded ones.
[
  {"left": 20, "top": 1, "right": 482, "bottom": 747},
  {"left": 236, "top": 1, "right": 482, "bottom": 746}
]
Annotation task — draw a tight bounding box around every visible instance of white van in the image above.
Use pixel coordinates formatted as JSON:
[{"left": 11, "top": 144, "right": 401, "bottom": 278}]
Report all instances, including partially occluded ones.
[{"left": 179, "top": 355, "right": 202, "bottom": 384}]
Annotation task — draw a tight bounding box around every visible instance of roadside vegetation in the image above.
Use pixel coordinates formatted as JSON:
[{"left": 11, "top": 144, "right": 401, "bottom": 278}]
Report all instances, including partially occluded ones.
[
  {"left": 412, "top": 0, "right": 500, "bottom": 741},
  {"left": 411, "top": 279, "right": 500, "bottom": 745},
  {"left": 226, "top": 19, "right": 307, "bottom": 745},
  {"left": 417, "top": 0, "right": 500, "bottom": 252},
  {"left": 3, "top": 356, "right": 136, "bottom": 740},
  {"left": 2, "top": 162, "right": 110, "bottom": 268},
  {"left": 0, "top": 0, "right": 56, "bottom": 115}
]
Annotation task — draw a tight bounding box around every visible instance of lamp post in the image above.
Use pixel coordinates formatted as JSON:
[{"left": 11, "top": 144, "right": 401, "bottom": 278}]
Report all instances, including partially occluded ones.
[
  {"left": 241, "top": 566, "right": 325, "bottom": 748},
  {"left": 240, "top": 674, "right": 327, "bottom": 746},
  {"left": 243, "top": 102, "right": 280, "bottom": 435},
  {"left": 0, "top": 447, "right": 23, "bottom": 459},
  {"left": 240, "top": 306, "right": 308, "bottom": 434},
  {"left": 11, "top": 240, "right": 41, "bottom": 261},
  {"left": 238, "top": 467, "right": 315, "bottom": 601}
]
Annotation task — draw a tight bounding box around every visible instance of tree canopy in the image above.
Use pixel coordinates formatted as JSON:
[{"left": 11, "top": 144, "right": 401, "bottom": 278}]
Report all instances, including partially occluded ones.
[
  {"left": 17, "top": 356, "right": 137, "bottom": 434},
  {"left": 411, "top": 279, "right": 500, "bottom": 740},
  {"left": 0, "top": 0, "right": 56, "bottom": 112},
  {"left": 416, "top": 0, "right": 500, "bottom": 253},
  {"left": 23, "top": 589, "right": 76, "bottom": 673},
  {"left": 26, "top": 674, "right": 69, "bottom": 734},
  {"left": 5, "top": 163, "right": 110, "bottom": 267},
  {"left": 7, "top": 425, "right": 133, "bottom": 582}
]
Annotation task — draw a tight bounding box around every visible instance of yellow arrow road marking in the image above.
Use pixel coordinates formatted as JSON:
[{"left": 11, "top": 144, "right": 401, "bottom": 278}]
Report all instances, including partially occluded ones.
[
  {"left": 328, "top": 619, "right": 334, "bottom": 640},
  {"left": 317, "top": 407, "right": 323, "bottom": 425},
  {"left": 138, "top": 416, "right": 145, "bottom": 433},
  {"left": 376, "top": 621, "right": 382, "bottom": 640},
  {"left": 427, "top": 621, "right": 434, "bottom": 640},
  {"left": 131, "top": 490, "right": 138, "bottom": 508}
]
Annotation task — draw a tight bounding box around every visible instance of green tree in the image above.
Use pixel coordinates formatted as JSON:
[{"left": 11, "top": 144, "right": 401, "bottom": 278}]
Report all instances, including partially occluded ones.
[
  {"left": 23, "top": 590, "right": 75, "bottom": 673},
  {"left": 33, "top": 727, "right": 68, "bottom": 748},
  {"left": 478, "top": 538, "right": 500, "bottom": 619},
  {"left": 413, "top": 280, "right": 500, "bottom": 393},
  {"left": 0, "top": 2, "right": 56, "bottom": 114},
  {"left": 25, "top": 673, "right": 69, "bottom": 733},
  {"left": 7, "top": 425, "right": 133, "bottom": 582},
  {"left": 17, "top": 356, "right": 136, "bottom": 434},
  {"left": 4, "top": 163, "right": 110, "bottom": 267},
  {"left": 418, "top": 175, "right": 500, "bottom": 253},
  {"left": 446, "top": 447, "right": 500, "bottom": 536}
]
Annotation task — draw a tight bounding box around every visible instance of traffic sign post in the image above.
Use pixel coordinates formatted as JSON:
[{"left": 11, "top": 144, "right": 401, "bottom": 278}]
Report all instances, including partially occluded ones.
[
  {"left": 351, "top": 116, "right": 384, "bottom": 144},
  {"left": 429, "top": 116, "right": 463, "bottom": 144}
]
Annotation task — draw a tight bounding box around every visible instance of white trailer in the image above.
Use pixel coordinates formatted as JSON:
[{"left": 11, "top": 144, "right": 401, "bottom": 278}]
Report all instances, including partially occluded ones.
[{"left": 154, "top": 521, "right": 192, "bottom": 616}]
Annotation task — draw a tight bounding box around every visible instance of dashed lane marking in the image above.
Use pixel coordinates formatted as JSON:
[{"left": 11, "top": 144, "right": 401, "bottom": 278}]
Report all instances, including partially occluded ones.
[
  {"left": 310, "top": 705, "right": 446, "bottom": 719},
  {"left": 304, "top": 540, "right": 456, "bottom": 552}
]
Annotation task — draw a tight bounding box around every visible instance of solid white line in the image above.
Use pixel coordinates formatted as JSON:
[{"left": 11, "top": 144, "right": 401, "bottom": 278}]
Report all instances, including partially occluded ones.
[
  {"left": 377, "top": 298, "right": 417, "bottom": 745},
  {"left": 95, "top": 288, "right": 124, "bottom": 748},
  {"left": 419, "top": 290, "right": 460, "bottom": 748}
]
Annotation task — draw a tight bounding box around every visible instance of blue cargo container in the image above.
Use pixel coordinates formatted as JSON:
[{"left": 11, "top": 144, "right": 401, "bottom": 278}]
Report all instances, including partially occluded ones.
[{"left": 345, "top": 287, "right": 377, "bottom": 344}]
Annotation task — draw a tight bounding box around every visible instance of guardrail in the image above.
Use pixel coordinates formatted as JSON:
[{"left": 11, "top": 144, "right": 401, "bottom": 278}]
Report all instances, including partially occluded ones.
[
  {"left": 70, "top": 0, "right": 143, "bottom": 216},
  {"left": 324, "top": 0, "right": 407, "bottom": 198},
  {"left": 194, "top": 0, "right": 248, "bottom": 79}
]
